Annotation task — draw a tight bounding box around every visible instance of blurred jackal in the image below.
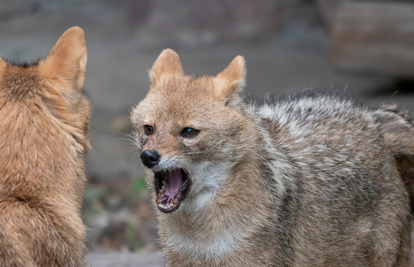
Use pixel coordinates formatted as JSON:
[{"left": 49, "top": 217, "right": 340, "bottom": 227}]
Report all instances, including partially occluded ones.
[
  {"left": 132, "top": 49, "right": 414, "bottom": 267},
  {"left": 0, "top": 27, "right": 91, "bottom": 267}
]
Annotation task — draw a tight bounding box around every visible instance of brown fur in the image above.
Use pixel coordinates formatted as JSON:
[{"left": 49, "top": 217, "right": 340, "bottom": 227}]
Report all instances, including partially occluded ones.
[
  {"left": 132, "top": 49, "right": 413, "bottom": 267},
  {"left": 0, "top": 27, "right": 91, "bottom": 267}
]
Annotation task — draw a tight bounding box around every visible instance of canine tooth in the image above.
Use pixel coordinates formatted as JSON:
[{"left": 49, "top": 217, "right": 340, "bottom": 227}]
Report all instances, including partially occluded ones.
[
  {"left": 172, "top": 198, "right": 178, "bottom": 205},
  {"left": 156, "top": 198, "right": 161, "bottom": 204}
]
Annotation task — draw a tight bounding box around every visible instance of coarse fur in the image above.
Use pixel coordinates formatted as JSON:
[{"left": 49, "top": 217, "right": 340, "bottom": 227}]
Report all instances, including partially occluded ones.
[
  {"left": 0, "top": 27, "right": 91, "bottom": 267},
  {"left": 131, "top": 49, "right": 413, "bottom": 267}
]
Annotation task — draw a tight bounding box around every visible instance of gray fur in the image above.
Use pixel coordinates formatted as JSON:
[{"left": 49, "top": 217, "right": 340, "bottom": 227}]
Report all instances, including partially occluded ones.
[{"left": 249, "top": 92, "right": 412, "bottom": 266}]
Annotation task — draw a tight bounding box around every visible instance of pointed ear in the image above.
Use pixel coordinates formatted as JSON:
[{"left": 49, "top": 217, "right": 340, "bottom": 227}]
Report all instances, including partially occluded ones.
[
  {"left": 150, "top": 49, "right": 183, "bottom": 83},
  {"left": 0, "top": 58, "right": 6, "bottom": 79},
  {"left": 215, "top": 56, "right": 246, "bottom": 100},
  {"left": 40, "top": 26, "right": 87, "bottom": 92}
]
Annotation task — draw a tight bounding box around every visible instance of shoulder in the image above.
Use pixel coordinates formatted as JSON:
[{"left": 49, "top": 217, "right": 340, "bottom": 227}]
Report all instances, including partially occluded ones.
[{"left": 247, "top": 89, "right": 363, "bottom": 122}]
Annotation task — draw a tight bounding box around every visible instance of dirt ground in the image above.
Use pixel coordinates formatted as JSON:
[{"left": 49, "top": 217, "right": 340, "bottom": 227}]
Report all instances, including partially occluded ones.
[{"left": 1, "top": 1, "right": 413, "bottom": 266}]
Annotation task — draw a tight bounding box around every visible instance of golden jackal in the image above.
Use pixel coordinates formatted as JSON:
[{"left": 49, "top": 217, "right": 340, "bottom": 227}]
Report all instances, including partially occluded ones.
[
  {"left": 132, "top": 49, "right": 414, "bottom": 267},
  {"left": 0, "top": 27, "right": 90, "bottom": 267}
]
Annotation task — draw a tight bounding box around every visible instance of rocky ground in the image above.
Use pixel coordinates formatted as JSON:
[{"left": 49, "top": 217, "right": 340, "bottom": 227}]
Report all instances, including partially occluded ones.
[{"left": 0, "top": 0, "right": 413, "bottom": 266}]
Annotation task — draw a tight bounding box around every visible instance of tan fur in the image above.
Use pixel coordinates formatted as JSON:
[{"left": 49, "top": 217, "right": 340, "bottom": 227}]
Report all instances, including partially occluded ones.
[
  {"left": 132, "top": 49, "right": 413, "bottom": 267},
  {"left": 0, "top": 27, "right": 91, "bottom": 267}
]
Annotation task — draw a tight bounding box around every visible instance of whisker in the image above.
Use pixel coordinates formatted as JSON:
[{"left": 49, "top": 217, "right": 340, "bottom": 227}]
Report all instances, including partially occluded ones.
[
  {"left": 119, "top": 137, "right": 143, "bottom": 148},
  {"left": 127, "top": 150, "right": 141, "bottom": 162},
  {"left": 123, "top": 144, "right": 138, "bottom": 148},
  {"left": 91, "top": 126, "right": 134, "bottom": 137},
  {"left": 91, "top": 126, "right": 142, "bottom": 146},
  {"left": 119, "top": 137, "right": 136, "bottom": 143},
  {"left": 91, "top": 125, "right": 144, "bottom": 149}
]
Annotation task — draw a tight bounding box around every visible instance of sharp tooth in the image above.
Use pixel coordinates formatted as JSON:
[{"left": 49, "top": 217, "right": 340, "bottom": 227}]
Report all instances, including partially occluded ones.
[
  {"left": 156, "top": 198, "right": 161, "bottom": 204},
  {"left": 172, "top": 198, "right": 178, "bottom": 205}
]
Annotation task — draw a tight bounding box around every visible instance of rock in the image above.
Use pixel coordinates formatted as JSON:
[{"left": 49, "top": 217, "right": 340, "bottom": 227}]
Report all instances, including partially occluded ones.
[
  {"left": 131, "top": 0, "right": 281, "bottom": 48},
  {"left": 332, "top": 1, "right": 414, "bottom": 78},
  {"left": 0, "top": 0, "right": 39, "bottom": 20}
]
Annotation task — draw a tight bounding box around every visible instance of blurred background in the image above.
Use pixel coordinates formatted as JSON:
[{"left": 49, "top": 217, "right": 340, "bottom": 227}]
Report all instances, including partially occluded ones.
[{"left": 1, "top": 0, "right": 413, "bottom": 266}]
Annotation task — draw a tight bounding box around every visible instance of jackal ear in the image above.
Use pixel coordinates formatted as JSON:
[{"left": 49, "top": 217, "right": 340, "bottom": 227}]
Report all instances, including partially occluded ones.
[
  {"left": 0, "top": 58, "right": 5, "bottom": 79},
  {"left": 150, "top": 49, "right": 183, "bottom": 83},
  {"left": 215, "top": 56, "right": 246, "bottom": 103},
  {"left": 40, "top": 26, "right": 87, "bottom": 93}
]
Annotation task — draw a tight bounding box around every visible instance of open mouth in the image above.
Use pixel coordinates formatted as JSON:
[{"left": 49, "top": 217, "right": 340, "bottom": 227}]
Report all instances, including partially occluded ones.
[{"left": 154, "top": 169, "right": 189, "bottom": 213}]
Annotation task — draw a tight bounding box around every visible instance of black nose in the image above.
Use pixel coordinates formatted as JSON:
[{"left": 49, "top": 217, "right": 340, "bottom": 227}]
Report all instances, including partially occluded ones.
[{"left": 140, "top": 150, "right": 160, "bottom": 168}]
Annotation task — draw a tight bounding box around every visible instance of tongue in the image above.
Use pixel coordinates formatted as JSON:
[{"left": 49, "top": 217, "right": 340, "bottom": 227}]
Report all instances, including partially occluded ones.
[{"left": 164, "top": 169, "right": 183, "bottom": 198}]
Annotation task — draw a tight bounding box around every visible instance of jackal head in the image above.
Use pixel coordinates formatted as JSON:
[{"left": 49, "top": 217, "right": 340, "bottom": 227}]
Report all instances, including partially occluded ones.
[
  {"left": 0, "top": 27, "right": 91, "bottom": 162},
  {"left": 132, "top": 49, "right": 257, "bottom": 213}
]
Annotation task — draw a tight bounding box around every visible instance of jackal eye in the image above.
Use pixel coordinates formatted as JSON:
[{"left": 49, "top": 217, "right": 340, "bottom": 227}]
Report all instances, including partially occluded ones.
[
  {"left": 144, "top": 125, "right": 154, "bottom": 135},
  {"left": 181, "top": 127, "right": 200, "bottom": 138}
]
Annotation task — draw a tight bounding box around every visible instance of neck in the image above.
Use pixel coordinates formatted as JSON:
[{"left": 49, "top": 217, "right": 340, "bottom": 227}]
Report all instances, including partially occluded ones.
[
  {"left": 0, "top": 105, "right": 85, "bottom": 205},
  {"left": 158, "top": 144, "right": 272, "bottom": 259}
]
